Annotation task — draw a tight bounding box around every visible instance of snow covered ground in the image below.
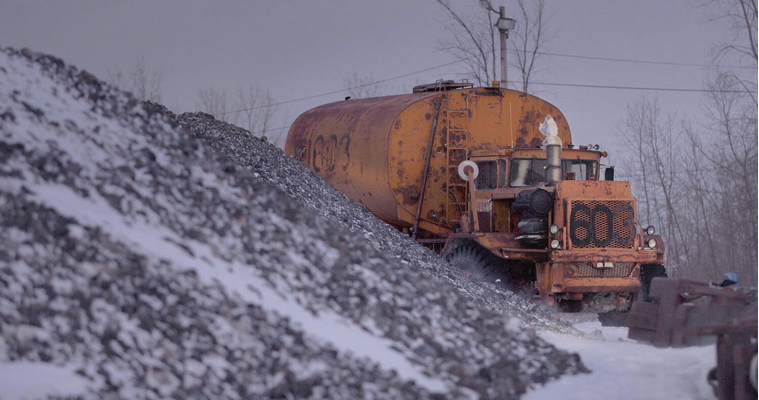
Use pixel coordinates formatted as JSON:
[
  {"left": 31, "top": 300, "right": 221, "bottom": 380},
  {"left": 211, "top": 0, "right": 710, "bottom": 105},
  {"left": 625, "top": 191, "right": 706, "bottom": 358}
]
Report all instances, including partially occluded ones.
[{"left": 526, "top": 313, "right": 718, "bottom": 400}]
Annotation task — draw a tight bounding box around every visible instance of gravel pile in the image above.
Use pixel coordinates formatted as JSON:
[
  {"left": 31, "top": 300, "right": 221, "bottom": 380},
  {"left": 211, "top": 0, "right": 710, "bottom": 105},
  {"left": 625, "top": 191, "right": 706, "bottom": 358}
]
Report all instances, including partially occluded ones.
[
  {"left": 175, "top": 111, "right": 578, "bottom": 333},
  {"left": 0, "top": 48, "right": 587, "bottom": 399}
]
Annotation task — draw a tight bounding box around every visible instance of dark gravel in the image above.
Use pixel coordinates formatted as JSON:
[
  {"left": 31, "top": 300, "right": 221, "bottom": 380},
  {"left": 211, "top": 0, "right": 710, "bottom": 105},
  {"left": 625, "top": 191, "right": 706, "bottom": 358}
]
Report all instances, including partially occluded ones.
[{"left": 0, "top": 47, "right": 587, "bottom": 399}]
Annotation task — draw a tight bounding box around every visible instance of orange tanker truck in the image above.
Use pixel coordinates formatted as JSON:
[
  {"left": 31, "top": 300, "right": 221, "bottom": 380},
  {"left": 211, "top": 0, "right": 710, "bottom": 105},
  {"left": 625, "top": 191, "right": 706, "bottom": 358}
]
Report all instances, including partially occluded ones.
[{"left": 286, "top": 80, "right": 665, "bottom": 312}]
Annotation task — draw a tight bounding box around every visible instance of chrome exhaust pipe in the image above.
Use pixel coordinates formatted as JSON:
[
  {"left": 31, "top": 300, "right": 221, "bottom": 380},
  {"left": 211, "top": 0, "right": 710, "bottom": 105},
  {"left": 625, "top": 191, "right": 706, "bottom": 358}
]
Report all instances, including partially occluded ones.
[{"left": 540, "top": 115, "right": 562, "bottom": 186}]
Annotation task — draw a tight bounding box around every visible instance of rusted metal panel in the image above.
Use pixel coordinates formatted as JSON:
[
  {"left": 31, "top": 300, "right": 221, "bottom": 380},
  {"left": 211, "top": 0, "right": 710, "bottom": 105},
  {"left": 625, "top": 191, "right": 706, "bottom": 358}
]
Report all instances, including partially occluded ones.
[
  {"left": 550, "top": 249, "right": 661, "bottom": 264},
  {"left": 711, "top": 332, "right": 758, "bottom": 400},
  {"left": 286, "top": 92, "right": 437, "bottom": 226},
  {"left": 628, "top": 278, "right": 757, "bottom": 347},
  {"left": 627, "top": 278, "right": 758, "bottom": 400},
  {"left": 560, "top": 277, "right": 642, "bottom": 293},
  {"left": 286, "top": 87, "right": 572, "bottom": 232}
]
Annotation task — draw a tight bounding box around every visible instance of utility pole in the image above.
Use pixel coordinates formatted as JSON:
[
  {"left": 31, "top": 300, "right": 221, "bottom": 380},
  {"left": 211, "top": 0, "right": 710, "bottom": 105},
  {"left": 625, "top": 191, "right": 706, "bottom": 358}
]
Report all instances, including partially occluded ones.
[{"left": 495, "top": 6, "right": 516, "bottom": 87}]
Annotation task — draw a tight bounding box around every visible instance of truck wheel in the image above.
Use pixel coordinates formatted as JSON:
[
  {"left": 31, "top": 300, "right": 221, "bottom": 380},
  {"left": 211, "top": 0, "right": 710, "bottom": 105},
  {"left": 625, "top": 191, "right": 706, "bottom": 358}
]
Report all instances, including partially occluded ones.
[
  {"left": 558, "top": 299, "right": 583, "bottom": 313},
  {"left": 444, "top": 241, "right": 510, "bottom": 287},
  {"left": 638, "top": 264, "right": 667, "bottom": 302}
]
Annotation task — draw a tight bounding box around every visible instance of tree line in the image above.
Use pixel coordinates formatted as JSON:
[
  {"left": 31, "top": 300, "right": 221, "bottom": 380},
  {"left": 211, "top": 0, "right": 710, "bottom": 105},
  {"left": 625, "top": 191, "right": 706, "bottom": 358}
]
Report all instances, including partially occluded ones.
[{"left": 616, "top": 0, "right": 757, "bottom": 284}]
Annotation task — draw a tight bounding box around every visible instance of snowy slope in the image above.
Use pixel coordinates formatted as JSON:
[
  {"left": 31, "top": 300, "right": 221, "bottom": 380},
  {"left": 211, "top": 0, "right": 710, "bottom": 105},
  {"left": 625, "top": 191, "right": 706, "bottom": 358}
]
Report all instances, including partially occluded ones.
[{"left": 0, "top": 48, "right": 587, "bottom": 399}]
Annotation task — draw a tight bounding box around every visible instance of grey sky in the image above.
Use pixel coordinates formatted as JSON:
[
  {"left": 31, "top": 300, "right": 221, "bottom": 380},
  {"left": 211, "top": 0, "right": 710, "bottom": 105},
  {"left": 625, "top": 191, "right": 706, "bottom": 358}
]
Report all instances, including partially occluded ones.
[{"left": 1, "top": 0, "right": 750, "bottom": 159}]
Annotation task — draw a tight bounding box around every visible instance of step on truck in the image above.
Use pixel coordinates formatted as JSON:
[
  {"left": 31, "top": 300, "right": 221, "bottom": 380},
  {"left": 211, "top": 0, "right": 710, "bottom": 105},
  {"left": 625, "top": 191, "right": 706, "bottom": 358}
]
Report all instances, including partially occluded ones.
[{"left": 286, "top": 81, "right": 665, "bottom": 313}]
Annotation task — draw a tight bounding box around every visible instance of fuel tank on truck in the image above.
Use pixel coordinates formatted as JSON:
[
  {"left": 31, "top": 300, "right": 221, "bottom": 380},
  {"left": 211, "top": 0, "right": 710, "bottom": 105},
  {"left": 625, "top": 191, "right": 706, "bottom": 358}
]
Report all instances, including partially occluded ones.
[{"left": 285, "top": 84, "right": 572, "bottom": 234}]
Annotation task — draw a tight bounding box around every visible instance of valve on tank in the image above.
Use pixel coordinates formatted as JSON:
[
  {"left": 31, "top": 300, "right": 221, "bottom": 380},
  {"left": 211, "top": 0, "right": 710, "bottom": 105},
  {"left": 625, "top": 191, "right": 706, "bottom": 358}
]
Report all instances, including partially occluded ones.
[{"left": 513, "top": 188, "right": 552, "bottom": 247}]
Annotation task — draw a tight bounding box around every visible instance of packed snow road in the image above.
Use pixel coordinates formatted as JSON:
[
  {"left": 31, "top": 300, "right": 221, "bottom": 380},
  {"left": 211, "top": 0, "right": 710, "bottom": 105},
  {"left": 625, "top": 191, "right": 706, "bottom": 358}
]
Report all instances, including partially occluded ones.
[{"left": 526, "top": 312, "right": 717, "bottom": 400}]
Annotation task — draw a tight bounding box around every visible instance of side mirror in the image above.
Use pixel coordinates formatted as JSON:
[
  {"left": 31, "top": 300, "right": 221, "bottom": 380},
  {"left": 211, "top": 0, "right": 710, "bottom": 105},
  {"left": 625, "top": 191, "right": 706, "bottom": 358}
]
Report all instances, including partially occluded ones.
[{"left": 604, "top": 166, "right": 615, "bottom": 181}]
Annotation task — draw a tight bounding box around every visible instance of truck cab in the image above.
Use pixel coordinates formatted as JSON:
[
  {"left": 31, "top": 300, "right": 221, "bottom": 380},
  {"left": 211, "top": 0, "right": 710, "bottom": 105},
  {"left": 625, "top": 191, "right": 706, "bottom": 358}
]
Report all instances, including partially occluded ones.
[{"left": 450, "top": 146, "right": 664, "bottom": 310}]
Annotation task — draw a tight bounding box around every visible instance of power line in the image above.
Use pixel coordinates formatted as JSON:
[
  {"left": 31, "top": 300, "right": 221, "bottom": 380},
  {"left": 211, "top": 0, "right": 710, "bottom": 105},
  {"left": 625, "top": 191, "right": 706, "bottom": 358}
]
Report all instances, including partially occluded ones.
[
  {"left": 218, "top": 59, "right": 464, "bottom": 116},
  {"left": 217, "top": 51, "right": 755, "bottom": 116},
  {"left": 531, "top": 81, "right": 751, "bottom": 93},
  {"left": 249, "top": 125, "right": 290, "bottom": 136},
  {"left": 536, "top": 50, "right": 755, "bottom": 70}
]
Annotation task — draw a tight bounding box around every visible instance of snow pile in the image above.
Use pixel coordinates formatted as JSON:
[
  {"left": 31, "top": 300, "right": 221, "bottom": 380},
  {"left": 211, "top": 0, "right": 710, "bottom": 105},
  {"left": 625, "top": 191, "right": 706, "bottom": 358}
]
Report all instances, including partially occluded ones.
[{"left": 0, "top": 48, "right": 586, "bottom": 399}]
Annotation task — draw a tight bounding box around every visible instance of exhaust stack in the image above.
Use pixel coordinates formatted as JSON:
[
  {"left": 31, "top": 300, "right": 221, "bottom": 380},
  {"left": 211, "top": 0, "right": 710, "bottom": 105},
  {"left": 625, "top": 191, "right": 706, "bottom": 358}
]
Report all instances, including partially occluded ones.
[{"left": 540, "top": 115, "right": 562, "bottom": 186}]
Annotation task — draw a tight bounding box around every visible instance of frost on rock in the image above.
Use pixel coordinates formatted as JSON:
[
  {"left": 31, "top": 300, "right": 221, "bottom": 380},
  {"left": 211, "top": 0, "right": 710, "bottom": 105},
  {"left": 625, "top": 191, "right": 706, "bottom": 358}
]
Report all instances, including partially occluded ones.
[{"left": 0, "top": 47, "right": 587, "bottom": 400}]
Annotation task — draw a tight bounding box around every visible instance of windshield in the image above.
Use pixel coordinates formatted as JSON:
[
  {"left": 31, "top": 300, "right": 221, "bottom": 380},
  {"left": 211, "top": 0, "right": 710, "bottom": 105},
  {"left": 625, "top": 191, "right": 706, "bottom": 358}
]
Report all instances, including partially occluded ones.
[{"left": 510, "top": 158, "right": 598, "bottom": 187}]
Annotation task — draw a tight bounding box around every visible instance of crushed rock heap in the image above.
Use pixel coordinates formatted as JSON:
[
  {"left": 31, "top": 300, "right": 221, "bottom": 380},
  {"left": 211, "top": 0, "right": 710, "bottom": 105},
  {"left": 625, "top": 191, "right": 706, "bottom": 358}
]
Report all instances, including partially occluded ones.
[
  {"left": 0, "top": 47, "right": 587, "bottom": 399},
  {"left": 174, "top": 111, "right": 579, "bottom": 333}
]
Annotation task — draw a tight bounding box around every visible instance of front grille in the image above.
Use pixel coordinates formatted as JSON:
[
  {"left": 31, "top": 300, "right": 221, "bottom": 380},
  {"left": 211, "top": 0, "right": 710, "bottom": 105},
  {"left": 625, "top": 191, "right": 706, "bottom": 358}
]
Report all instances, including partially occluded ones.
[
  {"left": 569, "top": 200, "right": 636, "bottom": 249},
  {"left": 573, "top": 262, "right": 636, "bottom": 278}
]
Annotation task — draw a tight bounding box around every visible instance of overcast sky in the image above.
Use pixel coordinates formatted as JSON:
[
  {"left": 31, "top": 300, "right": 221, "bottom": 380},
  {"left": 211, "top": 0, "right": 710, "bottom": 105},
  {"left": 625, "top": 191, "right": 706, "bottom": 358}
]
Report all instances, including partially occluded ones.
[{"left": 1, "top": 0, "right": 753, "bottom": 160}]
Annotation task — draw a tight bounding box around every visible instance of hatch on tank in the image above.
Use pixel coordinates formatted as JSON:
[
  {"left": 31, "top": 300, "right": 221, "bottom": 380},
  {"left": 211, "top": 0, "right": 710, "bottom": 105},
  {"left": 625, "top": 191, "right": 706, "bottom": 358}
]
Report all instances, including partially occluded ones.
[{"left": 412, "top": 80, "right": 473, "bottom": 93}]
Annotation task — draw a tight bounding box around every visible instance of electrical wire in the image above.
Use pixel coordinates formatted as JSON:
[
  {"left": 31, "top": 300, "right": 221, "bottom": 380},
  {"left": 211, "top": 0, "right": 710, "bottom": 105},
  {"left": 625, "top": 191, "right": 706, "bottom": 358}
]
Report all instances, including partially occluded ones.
[
  {"left": 218, "top": 59, "right": 463, "bottom": 116},
  {"left": 219, "top": 50, "right": 756, "bottom": 116},
  {"left": 530, "top": 81, "right": 750, "bottom": 93},
  {"left": 535, "top": 50, "right": 755, "bottom": 70}
]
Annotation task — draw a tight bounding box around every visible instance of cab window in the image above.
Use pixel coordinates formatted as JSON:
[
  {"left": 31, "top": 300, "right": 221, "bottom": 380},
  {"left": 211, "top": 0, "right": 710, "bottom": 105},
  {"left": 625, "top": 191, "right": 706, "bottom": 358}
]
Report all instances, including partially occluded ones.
[
  {"left": 509, "top": 158, "right": 546, "bottom": 187},
  {"left": 474, "top": 161, "right": 497, "bottom": 190},
  {"left": 509, "top": 158, "right": 597, "bottom": 187},
  {"left": 562, "top": 159, "right": 597, "bottom": 181}
]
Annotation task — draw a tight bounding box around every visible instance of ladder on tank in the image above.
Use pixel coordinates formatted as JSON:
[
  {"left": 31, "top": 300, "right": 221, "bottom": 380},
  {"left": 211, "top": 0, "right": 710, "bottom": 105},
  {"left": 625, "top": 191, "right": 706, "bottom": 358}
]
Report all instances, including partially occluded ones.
[{"left": 443, "top": 95, "right": 470, "bottom": 225}]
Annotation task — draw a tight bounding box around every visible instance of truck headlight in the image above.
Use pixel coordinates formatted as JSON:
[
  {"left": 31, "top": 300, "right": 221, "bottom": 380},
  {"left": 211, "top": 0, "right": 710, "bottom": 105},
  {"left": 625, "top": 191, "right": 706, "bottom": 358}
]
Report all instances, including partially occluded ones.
[
  {"left": 645, "top": 225, "right": 656, "bottom": 235},
  {"left": 646, "top": 238, "right": 657, "bottom": 249},
  {"left": 549, "top": 224, "right": 560, "bottom": 234},
  {"left": 550, "top": 239, "right": 562, "bottom": 249}
]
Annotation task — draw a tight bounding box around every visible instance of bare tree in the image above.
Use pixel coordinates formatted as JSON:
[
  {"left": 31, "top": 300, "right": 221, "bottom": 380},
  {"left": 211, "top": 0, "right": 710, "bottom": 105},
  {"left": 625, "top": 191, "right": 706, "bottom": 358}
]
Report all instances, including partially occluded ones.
[
  {"left": 618, "top": 97, "right": 693, "bottom": 277},
  {"left": 619, "top": 90, "right": 757, "bottom": 282},
  {"left": 130, "top": 58, "right": 162, "bottom": 103},
  {"left": 196, "top": 85, "right": 288, "bottom": 146},
  {"left": 703, "top": 0, "right": 758, "bottom": 105},
  {"left": 697, "top": 72, "right": 757, "bottom": 281},
  {"left": 705, "top": 0, "right": 758, "bottom": 62},
  {"left": 197, "top": 87, "right": 229, "bottom": 120},
  {"left": 342, "top": 73, "right": 388, "bottom": 99},
  {"left": 700, "top": 0, "right": 758, "bottom": 282},
  {"left": 234, "top": 84, "right": 280, "bottom": 140},
  {"left": 108, "top": 58, "right": 162, "bottom": 102},
  {"left": 433, "top": 0, "right": 553, "bottom": 92},
  {"left": 510, "top": 0, "right": 551, "bottom": 94},
  {"left": 617, "top": 0, "right": 757, "bottom": 283},
  {"left": 435, "top": 0, "right": 499, "bottom": 85}
]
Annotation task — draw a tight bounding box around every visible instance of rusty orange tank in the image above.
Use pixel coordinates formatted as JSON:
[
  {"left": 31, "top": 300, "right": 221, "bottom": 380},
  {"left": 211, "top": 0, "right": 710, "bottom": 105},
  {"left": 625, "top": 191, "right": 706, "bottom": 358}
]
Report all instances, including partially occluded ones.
[{"left": 286, "top": 81, "right": 665, "bottom": 314}]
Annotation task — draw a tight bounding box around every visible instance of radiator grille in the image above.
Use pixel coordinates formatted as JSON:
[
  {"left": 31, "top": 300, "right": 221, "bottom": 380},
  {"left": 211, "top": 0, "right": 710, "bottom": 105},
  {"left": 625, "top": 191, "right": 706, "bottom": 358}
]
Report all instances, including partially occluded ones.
[
  {"left": 569, "top": 200, "right": 636, "bottom": 249},
  {"left": 573, "top": 262, "right": 636, "bottom": 278}
]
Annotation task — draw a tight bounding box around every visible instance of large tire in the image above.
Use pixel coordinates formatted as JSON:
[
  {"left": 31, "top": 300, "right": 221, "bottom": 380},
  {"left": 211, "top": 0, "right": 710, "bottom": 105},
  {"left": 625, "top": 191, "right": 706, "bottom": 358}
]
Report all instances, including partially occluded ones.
[
  {"left": 598, "top": 309, "right": 629, "bottom": 327},
  {"left": 599, "top": 264, "right": 667, "bottom": 326},
  {"left": 443, "top": 241, "right": 510, "bottom": 287},
  {"left": 638, "top": 264, "right": 667, "bottom": 302},
  {"left": 557, "top": 299, "right": 583, "bottom": 313}
]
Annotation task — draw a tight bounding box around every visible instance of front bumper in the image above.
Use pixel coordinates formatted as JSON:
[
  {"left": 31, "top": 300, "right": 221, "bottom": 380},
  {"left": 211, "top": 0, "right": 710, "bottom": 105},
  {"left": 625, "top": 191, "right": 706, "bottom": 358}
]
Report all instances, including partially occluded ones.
[{"left": 539, "top": 262, "right": 642, "bottom": 293}]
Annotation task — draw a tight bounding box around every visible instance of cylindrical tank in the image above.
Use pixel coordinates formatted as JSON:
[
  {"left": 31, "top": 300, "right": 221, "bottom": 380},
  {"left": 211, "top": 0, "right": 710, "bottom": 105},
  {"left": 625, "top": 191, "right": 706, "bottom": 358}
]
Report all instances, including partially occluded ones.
[{"left": 286, "top": 86, "right": 572, "bottom": 234}]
